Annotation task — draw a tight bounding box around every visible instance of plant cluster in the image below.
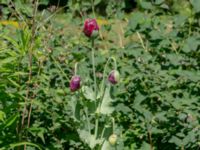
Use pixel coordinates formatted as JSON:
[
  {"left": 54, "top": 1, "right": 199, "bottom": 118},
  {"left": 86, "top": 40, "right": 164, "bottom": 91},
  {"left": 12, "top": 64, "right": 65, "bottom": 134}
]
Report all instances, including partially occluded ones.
[{"left": 0, "top": 0, "right": 200, "bottom": 150}]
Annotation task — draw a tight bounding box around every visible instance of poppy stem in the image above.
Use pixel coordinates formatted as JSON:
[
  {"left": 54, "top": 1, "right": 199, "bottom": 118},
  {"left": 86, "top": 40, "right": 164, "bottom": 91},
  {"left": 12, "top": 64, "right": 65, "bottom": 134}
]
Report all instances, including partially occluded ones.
[
  {"left": 74, "top": 62, "right": 78, "bottom": 76},
  {"left": 91, "top": 38, "right": 99, "bottom": 139},
  {"left": 91, "top": 39, "right": 97, "bottom": 99}
]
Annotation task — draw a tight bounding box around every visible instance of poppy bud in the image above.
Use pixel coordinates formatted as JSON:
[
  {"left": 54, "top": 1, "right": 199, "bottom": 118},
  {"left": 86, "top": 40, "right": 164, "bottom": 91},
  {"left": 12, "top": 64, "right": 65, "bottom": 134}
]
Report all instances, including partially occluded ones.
[
  {"left": 108, "top": 70, "right": 120, "bottom": 84},
  {"left": 70, "top": 75, "right": 81, "bottom": 92},
  {"left": 109, "top": 134, "right": 117, "bottom": 146},
  {"left": 83, "top": 18, "right": 99, "bottom": 38}
]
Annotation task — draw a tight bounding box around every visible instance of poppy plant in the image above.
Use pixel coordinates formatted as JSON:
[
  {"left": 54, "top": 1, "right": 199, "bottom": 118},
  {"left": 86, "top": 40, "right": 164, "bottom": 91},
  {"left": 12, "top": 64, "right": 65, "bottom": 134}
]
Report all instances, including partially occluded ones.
[
  {"left": 83, "top": 18, "right": 99, "bottom": 38},
  {"left": 108, "top": 70, "right": 120, "bottom": 84},
  {"left": 70, "top": 75, "right": 81, "bottom": 92}
]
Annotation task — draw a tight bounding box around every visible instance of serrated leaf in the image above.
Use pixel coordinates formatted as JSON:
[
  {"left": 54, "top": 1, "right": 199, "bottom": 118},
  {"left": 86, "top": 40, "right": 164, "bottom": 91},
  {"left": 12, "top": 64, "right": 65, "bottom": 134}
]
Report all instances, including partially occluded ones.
[
  {"left": 115, "top": 103, "right": 132, "bottom": 114},
  {"left": 133, "top": 91, "right": 146, "bottom": 112},
  {"left": 38, "top": 0, "right": 49, "bottom": 5},
  {"left": 69, "top": 96, "right": 81, "bottom": 121},
  {"left": 100, "top": 86, "right": 114, "bottom": 115},
  {"left": 82, "top": 86, "right": 95, "bottom": 101},
  {"left": 128, "top": 12, "right": 145, "bottom": 30},
  {"left": 78, "top": 130, "right": 101, "bottom": 149},
  {"left": 190, "top": 0, "right": 200, "bottom": 12},
  {"left": 28, "top": 127, "right": 46, "bottom": 144},
  {"left": 101, "top": 140, "right": 115, "bottom": 150},
  {"left": 183, "top": 36, "right": 200, "bottom": 53},
  {"left": 140, "top": 1, "right": 154, "bottom": 10},
  {"left": 169, "top": 136, "right": 182, "bottom": 146},
  {"left": 155, "top": 0, "right": 165, "bottom": 5},
  {"left": 139, "top": 142, "right": 151, "bottom": 150},
  {"left": 94, "top": 0, "right": 101, "bottom": 5}
]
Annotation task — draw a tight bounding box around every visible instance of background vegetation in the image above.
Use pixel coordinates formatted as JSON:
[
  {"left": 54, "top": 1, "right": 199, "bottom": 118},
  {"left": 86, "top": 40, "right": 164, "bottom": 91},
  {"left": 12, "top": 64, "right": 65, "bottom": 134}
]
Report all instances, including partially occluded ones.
[{"left": 0, "top": 0, "right": 199, "bottom": 149}]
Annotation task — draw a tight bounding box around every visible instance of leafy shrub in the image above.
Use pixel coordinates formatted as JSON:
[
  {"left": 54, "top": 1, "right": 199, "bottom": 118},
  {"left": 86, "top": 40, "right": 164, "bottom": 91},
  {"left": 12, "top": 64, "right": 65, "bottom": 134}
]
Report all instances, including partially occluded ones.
[
  {"left": 0, "top": 0, "right": 200, "bottom": 150},
  {"left": 120, "top": 0, "right": 200, "bottom": 149}
]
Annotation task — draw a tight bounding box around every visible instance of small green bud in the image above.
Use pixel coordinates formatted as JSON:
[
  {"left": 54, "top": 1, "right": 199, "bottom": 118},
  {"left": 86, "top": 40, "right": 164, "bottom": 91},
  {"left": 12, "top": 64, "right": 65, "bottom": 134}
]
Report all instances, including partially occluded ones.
[{"left": 109, "top": 134, "right": 117, "bottom": 146}]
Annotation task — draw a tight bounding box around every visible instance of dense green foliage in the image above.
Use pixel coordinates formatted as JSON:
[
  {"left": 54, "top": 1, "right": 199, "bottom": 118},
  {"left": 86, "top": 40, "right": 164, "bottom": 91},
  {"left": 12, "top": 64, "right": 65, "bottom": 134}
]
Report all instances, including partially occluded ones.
[{"left": 0, "top": 0, "right": 200, "bottom": 150}]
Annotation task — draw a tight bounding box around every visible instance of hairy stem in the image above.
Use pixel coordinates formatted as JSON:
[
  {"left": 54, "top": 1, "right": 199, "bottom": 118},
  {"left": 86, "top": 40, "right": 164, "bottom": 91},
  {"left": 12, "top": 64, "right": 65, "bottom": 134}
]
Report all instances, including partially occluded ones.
[
  {"left": 91, "top": 39, "right": 97, "bottom": 99},
  {"left": 91, "top": 39, "right": 99, "bottom": 139},
  {"left": 91, "top": 0, "right": 96, "bottom": 18}
]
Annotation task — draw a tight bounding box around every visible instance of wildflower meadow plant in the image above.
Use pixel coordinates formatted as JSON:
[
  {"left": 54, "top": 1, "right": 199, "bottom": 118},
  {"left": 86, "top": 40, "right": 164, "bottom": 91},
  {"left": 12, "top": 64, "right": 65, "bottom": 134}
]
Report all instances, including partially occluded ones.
[
  {"left": 108, "top": 70, "right": 120, "bottom": 85},
  {"left": 83, "top": 18, "right": 99, "bottom": 38},
  {"left": 69, "top": 18, "right": 121, "bottom": 149}
]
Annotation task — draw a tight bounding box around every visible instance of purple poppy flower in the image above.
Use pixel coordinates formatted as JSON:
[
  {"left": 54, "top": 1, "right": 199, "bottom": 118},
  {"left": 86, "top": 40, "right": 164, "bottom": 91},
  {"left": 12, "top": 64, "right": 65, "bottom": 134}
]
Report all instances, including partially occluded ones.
[
  {"left": 108, "top": 70, "right": 120, "bottom": 85},
  {"left": 83, "top": 18, "right": 99, "bottom": 38},
  {"left": 70, "top": 75, "right": 81, "bottom": 92}
]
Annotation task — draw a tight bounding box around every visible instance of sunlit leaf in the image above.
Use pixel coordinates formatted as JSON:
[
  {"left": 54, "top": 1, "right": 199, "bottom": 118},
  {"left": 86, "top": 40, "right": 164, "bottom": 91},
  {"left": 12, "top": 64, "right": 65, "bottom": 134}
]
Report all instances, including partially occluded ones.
[{"left": 100, "top": 86, "right": 114, "bottom": 115}]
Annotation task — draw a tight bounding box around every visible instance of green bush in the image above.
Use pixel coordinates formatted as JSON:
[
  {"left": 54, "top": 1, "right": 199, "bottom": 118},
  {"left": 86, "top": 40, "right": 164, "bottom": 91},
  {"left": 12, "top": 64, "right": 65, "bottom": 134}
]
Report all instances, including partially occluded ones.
[
  {"left": 121, "top": 0, "right": 200, "bottom": 149},
  {"left": 0, "top": 0, "right": 200, "bottom": 150}
]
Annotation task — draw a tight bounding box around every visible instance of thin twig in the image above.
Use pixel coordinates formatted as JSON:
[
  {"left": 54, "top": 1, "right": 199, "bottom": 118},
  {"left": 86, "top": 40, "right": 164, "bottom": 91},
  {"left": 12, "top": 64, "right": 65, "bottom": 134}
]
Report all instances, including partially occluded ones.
[
  {"left": 23, "top": 1, "right": 38, "bottom": 149},
  {"left": 136, "top": 31, "right": 148, "bottom": 52},
  {"left": 50, "top": 55, "right": 70, "bottom": 81},
  {"left": 27, "top": 0, "right": 39, "bottom": 128},
  {"left": 181, "top": 145, "right": 184, "bottom": 150},
  {"left": 148, "top": 130, "right": 153, "bottom": 150},
  {"left": 36, "top": 5, "right": 67, "bottom": 31},
  {"left": 91, "top": 0, "right": 96, "bottom": 18},
  {"left": 119, "top": 21, "right": 124, "bottom": 48}
]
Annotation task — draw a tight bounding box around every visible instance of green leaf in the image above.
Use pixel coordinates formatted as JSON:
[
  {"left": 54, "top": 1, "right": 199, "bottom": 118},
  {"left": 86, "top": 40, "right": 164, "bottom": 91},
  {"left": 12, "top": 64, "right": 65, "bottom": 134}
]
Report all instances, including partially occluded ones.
[
  {"left": 182, "top": 131, "right": 196, "bottom": 146},
  {"left": 173, "top": 15, "right": 188, "bottom": 26},
  {"left": 94, "top": 0, "right": 101, "bottom": 5},
  {"left": 166, "top": 53, "right": 183, "bottom": 66},
  {"left": 160, "top": 3, "right": 169, "bottom": 9},
  {"left": 28, "top": 127, "right": 47, "bottom": 144},
  {"left": 155, "top": 112, "right": 168, "bottom": 122},
  {"left": 182, "top": 36, "right": 200, "bottom": 53},
  {"left": 139, "top": 142, "right": 151, "bottom": 150},
  {"left": 115, "top": 103, "right": 132, "bottom": 114},
  {"left": 0, "top": 0, "right": 8, "bottom": 4},
  {"left": 155, "top": 0, "right": 165, "bottom": 5},
  {"left": 38, "top": 132, "right": 45, "bottom": 144},
  {"left": 7, "top": 78, "right": 20, "bottom": 88},
  {"left": 0, "top": 142, "right": 42, "bottom": 150},
  {"left": 101, "top": 140, "right": 115, "bottom": 150},
  {"left": 0, "top": 111, "right": 5, "bottom": 122},
  {"left": 139, "top": 1, "right": 154, "bottom": 10},
  {"left": 38, "top": 0, "right": 49, "bottom": 5},
  {"left": 0, "top": 57, "right": 16, "bottom": 68},
  {"left": 190, "top": 0, "right": 200, "bottom": 12},
  {"left": 69, "top": 96, "right": 81, "bottom": 121},
  {"left": 169, "top": 136, "right": 183, "bottom": 146},
  {"left": 1, "top": 113, "right": 19, "bottom": 129},
  {"left": 149, "top": 30, "right": 162, "bottom": 40},
  {"left": 100, "top": 86, "right": 114, "bottom": 115},
  {"left": 151, "top": 127, "right": 163, "bottom": 134},
  {"left": 82, "top": 86, "right": 95, "bottom": 101},
  {"left": 143, "top": 109, "right": 153, "bottom": 123},
  {"left": 133, "top": 91, "right": 146, "bottom": 112},
  {"left": 78, "top": 130, "right": 101, "bottom": 149},
  {"left": 128, "top": 12, "right": 145, "bottom": 31}
]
